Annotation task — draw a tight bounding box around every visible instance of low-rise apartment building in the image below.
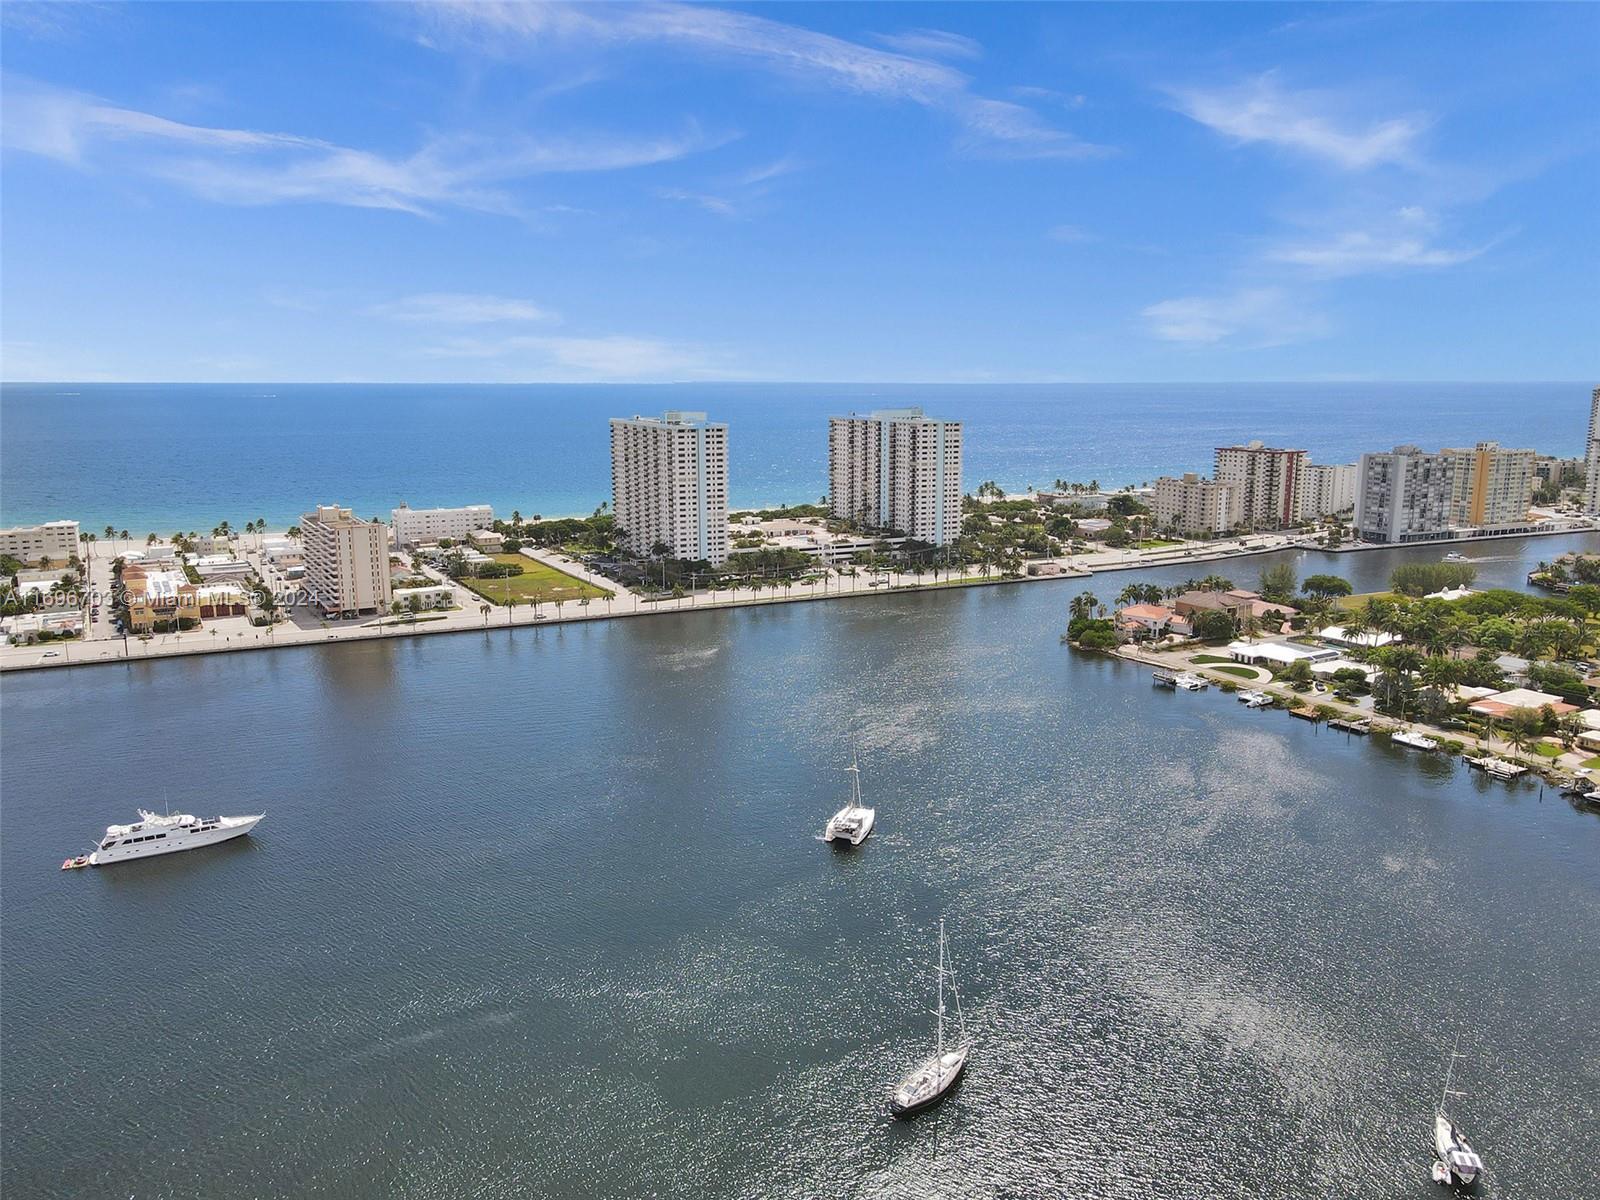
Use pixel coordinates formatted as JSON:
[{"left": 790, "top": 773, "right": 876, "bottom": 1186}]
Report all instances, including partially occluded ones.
[
  {"left": 391, "top": 503, "right": 495, "bottom": 547},
  {"left": 0, "top": 519, "right": 80, "bottom": 564}
]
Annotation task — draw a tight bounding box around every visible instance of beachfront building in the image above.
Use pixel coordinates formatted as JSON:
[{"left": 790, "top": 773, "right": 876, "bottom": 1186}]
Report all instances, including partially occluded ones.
[
  {"left": 1354, "top": 442, "right": 1536, "bottom": 544},
  {"left": 610, "top": 411, "right": 729, "bottom": 564},
  {"left": 1299, "top": 462, "right": 1358, "bottom": 519},
  {"left": 122, "top": 565, "right": 202, "bottom": 633},
  {"left": 828, "top": 408, "right": 962, "bottom": 546},
  {"left": 1586, "top": 387, "right": 1600, "bottom": 515},
  {"left": 301, "top": 504, "right": 393, "bottom": 617},
  {"left": 1151, "top": 473, "right": 1241, "bottom": 537},
  {"left": 391, "top": 503, "right": 494, "bottom": 547},
  {"left": 1214, "top": 442, "right": 1308, "bottom": 529},
  {"left": 0, "top": 519, "right": 80, "bottom": 564}
]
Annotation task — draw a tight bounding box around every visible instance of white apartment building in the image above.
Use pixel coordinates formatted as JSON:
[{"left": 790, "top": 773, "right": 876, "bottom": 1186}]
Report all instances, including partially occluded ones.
[
  {"left": 1355, "top": 442, "right": 1535, "bottom": 543},
  {"left": 1213, "top": 442, "right": 1308, "bottom": 529},
  {"left": 1585, "top": 387, "right": 1600, "bottom": 515},
  {"left": 610, "top": 412, "right": 729, "bottom": 564},
  {"left": 828, "top": 408, "right": 963, "bottom": 546},
  {"left": 1299, "top": 462, "right": 1358, "bottom": 519},
  {"left": 391, "top": 503, "right": 494, "bottom": 547},
  {"left": 301, "top": 504, "right": 393, "bottom": 616},
  {"left": 1152, "top": 473, "right": 1243, "bottom": 537},
  {"left": 0, "top": 519, "right": 80, "bottom": 564}
]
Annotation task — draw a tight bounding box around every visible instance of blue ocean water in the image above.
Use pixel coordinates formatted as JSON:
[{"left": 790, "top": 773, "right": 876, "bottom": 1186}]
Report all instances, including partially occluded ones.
[{"left": 0, "top": 382, "right": 1591, "bottom": 533}]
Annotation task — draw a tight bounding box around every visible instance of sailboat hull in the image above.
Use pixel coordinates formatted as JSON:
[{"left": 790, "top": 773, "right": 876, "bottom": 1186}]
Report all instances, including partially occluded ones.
[{"left": 888, "top": 1046, "right": 969, "bottom": 1117}]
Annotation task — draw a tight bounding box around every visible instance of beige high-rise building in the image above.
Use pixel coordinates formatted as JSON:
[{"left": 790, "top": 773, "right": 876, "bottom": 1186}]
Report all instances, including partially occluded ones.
[
  {"left": 0, "top": 519, "right": 80, "bottom": 564},
  {"left": 1213, "top": 442, "right": 1308, "bottom": 529},
  {"left": 1444, "top": 441, "right": 1535, "bottom": 528},
  {"left": 1299, "top": 463, "right": 1358, "bottom": 519},
  {"left": 610, "top": 411, "right": 729, "bottom": 564},
  {"left": 1585, "top": 386, "right": 1600, "bottom": 516},
  {"left": 1152, "top": 473, "right": 1242, "bottom": 537},
  {"left": 1355, "top": 442, "right": 1535, "bottom": 543},
  {"left": 301, "top": 504, "right": 392, "bottom": 616},
  {"left": 828, "top": 408, "right": 962, "bottom": 545}
]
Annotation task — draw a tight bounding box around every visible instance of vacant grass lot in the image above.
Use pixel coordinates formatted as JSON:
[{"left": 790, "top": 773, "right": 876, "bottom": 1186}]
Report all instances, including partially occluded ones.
[{"left": 461, "top": 555, "right": 612, "bottom": 606}]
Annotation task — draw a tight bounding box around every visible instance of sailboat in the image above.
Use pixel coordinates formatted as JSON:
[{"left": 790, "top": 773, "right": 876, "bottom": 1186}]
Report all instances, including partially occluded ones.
[
  {"left": 823, "top": 755, "right": 876, "bottom": 846},
  {"left": 1431, "top": 1035, "right": 1485, "bottom": 1189},
  {"left": 889, "top": 920, "right": 970, "bottom": 1117}
]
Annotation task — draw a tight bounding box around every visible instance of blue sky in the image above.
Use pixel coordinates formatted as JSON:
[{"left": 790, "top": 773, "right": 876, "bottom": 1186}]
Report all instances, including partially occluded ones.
[{"left": 2, "top": 1, "right": 1596, "bottom": 383}]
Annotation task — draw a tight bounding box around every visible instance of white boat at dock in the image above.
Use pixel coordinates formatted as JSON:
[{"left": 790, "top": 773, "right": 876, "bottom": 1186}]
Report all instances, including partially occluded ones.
[
  {"left": 1152, "top": 668, "right": 1178, "bottom": 688},
  {"left": 888, "top": 919, "right": 970, "bottom": 1118},
  {"left": 67, "top": 808, "right": 264, "bottom": 868},
  {"left": 823, "top": 756, "right": 876, "bottom": 846},
  {"left": 1392, "top": 729, "right": 1440, "bottom": 751},
  {"left": 1466, "top": 756, "right": 1525, "bottom": 780},
  {"left": 1173, "top": 672, "right": 1208, "bottom": 691},
  {"left": 1237, "top": 689, "right": 1272, "bottom": 708}
]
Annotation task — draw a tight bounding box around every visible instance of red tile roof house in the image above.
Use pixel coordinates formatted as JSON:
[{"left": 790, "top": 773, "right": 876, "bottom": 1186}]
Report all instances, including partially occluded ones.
[
  {"left": 1465, "top": 688, "right": 1579, "bottom": 719},
  {"left": 1172, "top": 589, "right": 1297, "bottom": 629},
  {"left": 1115, "top": 603, "right": 1193, "bottom": 639}
]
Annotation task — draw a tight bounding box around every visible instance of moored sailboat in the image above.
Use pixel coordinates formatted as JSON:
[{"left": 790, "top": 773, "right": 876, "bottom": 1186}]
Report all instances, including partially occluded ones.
[
  {"left": 823, "top": 756, "right": 876, "bottom": 846},
  {"left": 888, "top": 919, "right": 970, "bottom": 1117},
  {"left": 1431, "top": 1035, "right": 1485, "bottom": 1189}
]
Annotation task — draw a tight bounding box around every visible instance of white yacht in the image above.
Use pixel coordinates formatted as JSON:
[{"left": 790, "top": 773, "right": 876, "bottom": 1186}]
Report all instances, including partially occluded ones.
[
  {"left": 1392, "top": 729, "right": 1440, "bottom": 751},
  {"left": 1173, "top": 672, "right": 1208, "bottom": 691},
  {"left": 889, "top": 920, "right": 970, "bottom": 1118},
  {"left": 823, "top": 757, "right": 876, "bottom": 846},
  {"left": 1238, "top": 689, "right": 1272, "bottom": 708},
  {"left": 1431, "top": 1038, "right": 1484, "bottom": 1189},
  {"left": 1443, "top": 551, "right": 1470, "bottom": 563},
  {"left": 83, "top": 809, "right": 265, "bottom": 866}
]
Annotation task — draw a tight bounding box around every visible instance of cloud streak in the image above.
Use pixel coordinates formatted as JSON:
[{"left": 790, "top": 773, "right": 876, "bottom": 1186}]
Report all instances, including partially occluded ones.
[
  {"left": 423, "top": 1, "right": 1108, "bottom": 162},
  {"left": 371, "top": 293, "right": 559, "bottom": 323},
  {"left": 2, "top": 78, "right": 725, "bottom": 216},
  {"left": 1142, "top": 286, "right": 1330, "bottom": 348},
  {"left": 418, "top": 332, "right": 741, "bottom": 380},
  {"left": 1172, "top": 73, "right": 1427, "bottom": 170}
]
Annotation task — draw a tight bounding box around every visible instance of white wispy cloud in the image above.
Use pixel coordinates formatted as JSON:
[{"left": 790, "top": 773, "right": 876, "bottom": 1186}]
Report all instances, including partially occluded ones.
[
  {"left": 371, "top": 293, "right": 559, "bottom": 323},
  {"left": 1171, "top": 73, "right": 1427, "bottom": 170},
  {"left": 1269, "top": 229, "right": 1488, "bottom": 276},
  {"left": 870, "top": 28, "right": 983, "bottom": 62},
  {"left": 654, "top": 187, "right": 739, "bottom": 218},
  {"left": 2, "top": 77, "right": 726, "bottom": 216},
  {"left": 1142, "top": 286, "right": 1330, "bottom": 348},
  {"left": 422, "top": 1, "right": 1107, "bottom": 162}
]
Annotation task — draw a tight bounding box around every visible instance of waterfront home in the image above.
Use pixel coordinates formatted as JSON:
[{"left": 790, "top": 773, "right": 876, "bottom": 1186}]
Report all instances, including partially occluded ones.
[
  {"left": 1115, "top": 603, "right": 1193, "bottom": 639},
  {"left": 1309, "top": 656, "right": 1377, "bottom": 682},
  {"left": 1467, "top": 688, "right": 1579, "bottom": 719},
  {"left": 1174, "top": 588, "right": 1297, "bottom": 625},
  {"left": 1225, "top": 639, "right": 1339, "bottom": 668}
]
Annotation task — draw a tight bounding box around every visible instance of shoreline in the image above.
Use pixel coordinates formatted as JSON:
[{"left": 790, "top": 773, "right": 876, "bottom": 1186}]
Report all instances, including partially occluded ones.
[{"left": 5, "top": 521, "right": 1594, "bottom": 675}]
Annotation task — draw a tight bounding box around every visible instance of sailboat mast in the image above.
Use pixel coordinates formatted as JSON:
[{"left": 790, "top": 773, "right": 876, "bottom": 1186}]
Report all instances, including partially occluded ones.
[
  {"left": 1439, "top": 1032, "right": 1461, "bottom": 1113},
  {"left": 936, "top": 919, "right": 946, "bottom": 1056}
]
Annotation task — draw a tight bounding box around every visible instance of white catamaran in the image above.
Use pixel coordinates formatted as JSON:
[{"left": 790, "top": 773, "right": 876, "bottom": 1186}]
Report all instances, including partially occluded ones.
[
  {"left": 823, "top": 756, "right": 876, "bottom": 846},
  {"left": 889, "top": 919, "right": 970, "bottom": 1117},
  {"left": 1431, "top": 1035, "right": 1485, "bottom": 1190}
]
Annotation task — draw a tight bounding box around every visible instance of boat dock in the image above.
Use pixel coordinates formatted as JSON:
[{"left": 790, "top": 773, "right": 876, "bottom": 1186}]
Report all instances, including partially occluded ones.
[
  {"left": 1152, "top": 669, "right": 1178, "bottom": 688},
  {"left": 1329, "top": 718, "right": 1370, "bottom": 734},
  {"left": 1466, "top": 756, "right": 1527, "bottom": 780}
]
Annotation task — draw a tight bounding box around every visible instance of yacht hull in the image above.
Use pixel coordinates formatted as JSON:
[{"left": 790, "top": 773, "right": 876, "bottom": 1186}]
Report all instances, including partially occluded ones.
[
  {"left": 823, "top": 806, "right": 875, "bottom": 846},
  {"left": 90, "top": 815, "right": 263, "bottom": 866},
  {"left": 1433, "top": 1115, "right": 1482, "bottom": 1190}
]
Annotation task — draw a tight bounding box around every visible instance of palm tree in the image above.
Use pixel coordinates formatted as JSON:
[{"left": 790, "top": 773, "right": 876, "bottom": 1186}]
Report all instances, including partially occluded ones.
[{"left": 1069, "top": 591, "right": 1098, "bottom": 624}]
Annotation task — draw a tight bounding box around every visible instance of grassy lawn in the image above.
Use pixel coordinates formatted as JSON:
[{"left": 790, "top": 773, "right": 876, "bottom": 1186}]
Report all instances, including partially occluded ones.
[
  {"left": 1335, "top": 590, "right": 1401, "bottom": 610},
  {"left": 1532, "top": 742, "right": 1564, "bottom": 758},
  {"left": 461, "top": 554, "right": 612, "bottom": 606},
  {"left": 1211, "top": 664, "right": 1262, "bottom": 679},
  {"left": 1582, "top": 757, "right": 1600, "bottom": 770},
  {"left": 1136, "top": 538, "right": 1183, "bottom": 549},
  {"left": 1190, "top": 653, "right": 1236, "bottom": 664}
]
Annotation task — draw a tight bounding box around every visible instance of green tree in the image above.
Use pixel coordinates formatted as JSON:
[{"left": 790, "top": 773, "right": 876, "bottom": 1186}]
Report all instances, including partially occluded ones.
[
  {"left": 1301, "top": 573, "right": 1352, "bottom": 598},
  {"left": 1258, "top": 562, "right": 1297, "bottom": 603}
]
